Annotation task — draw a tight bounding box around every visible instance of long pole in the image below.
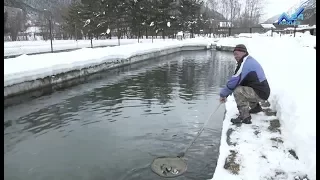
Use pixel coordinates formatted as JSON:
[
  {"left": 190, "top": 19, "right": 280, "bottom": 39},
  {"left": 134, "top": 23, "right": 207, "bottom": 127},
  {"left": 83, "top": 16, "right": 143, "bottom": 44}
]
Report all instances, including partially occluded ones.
[
  {"left": 49, "top": 18, "right": 53, "bottom": 52},
  {"left": 177, "top": 103, "right": 222, "bottom": 158},
  {"left": 75, "top": 24, "right": 77, "bottom": 41}
]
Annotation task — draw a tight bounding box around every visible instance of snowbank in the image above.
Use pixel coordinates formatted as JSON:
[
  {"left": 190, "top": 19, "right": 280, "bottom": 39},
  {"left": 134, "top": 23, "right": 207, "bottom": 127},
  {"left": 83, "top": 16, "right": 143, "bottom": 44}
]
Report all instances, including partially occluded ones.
[
  {"left": 4, "top": 39, "right": 214, "bottom": 98},
  {"left": 4, "top": 38, "right": 181, "bottom": 57},
  {"left": 216, "top": 34, "right": 316, "bottom": 49},
  {"left": 213, "top": 37, "right": 316, "bottom": 179}
]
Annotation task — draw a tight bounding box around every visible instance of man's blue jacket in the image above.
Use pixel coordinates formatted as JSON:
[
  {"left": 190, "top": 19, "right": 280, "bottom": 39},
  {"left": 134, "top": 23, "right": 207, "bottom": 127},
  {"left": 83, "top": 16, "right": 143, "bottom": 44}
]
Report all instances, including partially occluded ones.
[{"left": 220, "top": 55, "right": 270, "bottom": 100}]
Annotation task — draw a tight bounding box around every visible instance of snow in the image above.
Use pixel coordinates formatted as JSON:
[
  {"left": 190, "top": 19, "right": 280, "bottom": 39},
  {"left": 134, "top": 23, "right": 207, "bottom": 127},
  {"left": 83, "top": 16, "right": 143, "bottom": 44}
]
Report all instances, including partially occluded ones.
[
  {"left": 83, "top": 19, "right": 91, "bottom": 27},
  {"left": 4, "top": 39, "right": 190, "bottom": 57},
  {"left": 260, "top": 24, "right": 276, "bottom": 29},
  {"left": 4, "top": 38, "right": 214, "bottom": 87},
  {"left": 212, "top": 36, "right": 316, "bottom": 180},
  {"left": 177, "top": 31, "right": 183, "bottom": 36},
  {"left": 218, "top": 33, "right": 316, "bottom": 48},
  {"left": 3, "top": 33, "right": 316, "bottom": 180},
  {"left": 285, "top": 25, "right": 316, "bottom": 31},
  {"left": 25, "top": 26, "right": 42, "bottom": 33}
]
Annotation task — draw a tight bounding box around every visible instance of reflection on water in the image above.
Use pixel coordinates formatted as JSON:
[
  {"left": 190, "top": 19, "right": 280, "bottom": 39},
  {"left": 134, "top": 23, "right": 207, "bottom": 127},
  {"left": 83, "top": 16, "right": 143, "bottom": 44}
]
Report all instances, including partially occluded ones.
[{"left": 4, "top": 50, "right": 235, "bottom": 180}]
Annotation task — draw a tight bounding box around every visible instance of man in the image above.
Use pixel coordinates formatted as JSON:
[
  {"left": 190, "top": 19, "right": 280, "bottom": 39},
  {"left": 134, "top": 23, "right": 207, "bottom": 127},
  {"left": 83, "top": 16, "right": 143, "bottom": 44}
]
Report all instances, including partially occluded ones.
[{"left": 220, "top": 44, "right": 270, "bottom": 124}]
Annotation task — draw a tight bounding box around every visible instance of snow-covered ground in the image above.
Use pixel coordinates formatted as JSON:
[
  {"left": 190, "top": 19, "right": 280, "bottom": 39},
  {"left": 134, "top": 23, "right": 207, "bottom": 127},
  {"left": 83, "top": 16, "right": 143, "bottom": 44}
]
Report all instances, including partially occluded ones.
[
  {"left": 212, "top": 36, "right": 316, "bottom": 180},
  {"left": 4, "top": 38, "right": 214, "bottom": 87},
  {"left": 230, "top": 31, "right": 316, "bottom": 48},
  {"left": 4, "top": 38, "right": 181, "bottom": 57},
  {"left": 3, "top": 34, "right": 316, "bottom": 180}
]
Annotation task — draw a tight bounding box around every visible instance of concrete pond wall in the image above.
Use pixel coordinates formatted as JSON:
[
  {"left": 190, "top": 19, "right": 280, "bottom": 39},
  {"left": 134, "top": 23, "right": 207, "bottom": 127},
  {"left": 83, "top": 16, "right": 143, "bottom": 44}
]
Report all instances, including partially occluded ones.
[
  {"left": 215, "top": 45, "right": 234, "bottom": 52},
  {"left": 4, "top": 45, "right": 215, "bottom": 107}
]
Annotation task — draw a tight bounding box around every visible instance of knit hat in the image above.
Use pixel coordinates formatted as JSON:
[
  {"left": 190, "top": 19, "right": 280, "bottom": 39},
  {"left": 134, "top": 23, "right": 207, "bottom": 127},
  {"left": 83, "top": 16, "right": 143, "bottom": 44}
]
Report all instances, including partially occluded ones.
[{"left": 233, "top": 44, "right": 248, "bottom": 53}]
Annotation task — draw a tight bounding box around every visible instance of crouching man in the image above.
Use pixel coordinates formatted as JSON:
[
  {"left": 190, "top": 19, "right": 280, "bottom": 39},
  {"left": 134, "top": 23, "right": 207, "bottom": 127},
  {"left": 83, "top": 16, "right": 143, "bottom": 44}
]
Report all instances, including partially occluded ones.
[{"left": 220, "top": 44, "right": 270, "bottom": 124}]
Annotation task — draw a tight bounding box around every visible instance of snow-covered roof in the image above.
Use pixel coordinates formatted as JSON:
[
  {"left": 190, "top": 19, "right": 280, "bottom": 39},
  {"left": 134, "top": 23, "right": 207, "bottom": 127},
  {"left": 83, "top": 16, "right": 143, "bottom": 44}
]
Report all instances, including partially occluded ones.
[
  {"left": 284, "top": 25, "right": 316, "bottom": 31},
  {"left": 260, "top": 24, "right": 276, "bottom": 29}
]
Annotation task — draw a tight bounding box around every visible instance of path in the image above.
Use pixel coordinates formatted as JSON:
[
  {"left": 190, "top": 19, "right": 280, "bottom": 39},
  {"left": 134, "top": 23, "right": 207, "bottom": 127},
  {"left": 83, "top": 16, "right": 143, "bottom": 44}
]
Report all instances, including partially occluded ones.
[{"left": 222, "top": 98, "right": 310, "bottom": 180}]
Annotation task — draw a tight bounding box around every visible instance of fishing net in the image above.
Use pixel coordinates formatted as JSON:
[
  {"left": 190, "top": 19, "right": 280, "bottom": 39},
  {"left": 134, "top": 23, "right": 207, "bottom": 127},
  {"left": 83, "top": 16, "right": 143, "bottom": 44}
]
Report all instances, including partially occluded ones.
[
  {"left": 150, "top": 103, "right": 222, "bottom": 178},
  {"left": 151, "top": 156, "right": 187, "bottom": 177}
]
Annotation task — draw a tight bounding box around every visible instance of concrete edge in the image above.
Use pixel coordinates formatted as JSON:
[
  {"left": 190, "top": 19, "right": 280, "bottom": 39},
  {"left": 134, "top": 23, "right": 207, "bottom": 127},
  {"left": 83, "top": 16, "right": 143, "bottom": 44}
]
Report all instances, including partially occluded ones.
[
  {"left": 4, "top": 45, "right": 212, "bottom": 101},
  {"left": 215, "top": 45, "right": 235, "bottom": 52}
]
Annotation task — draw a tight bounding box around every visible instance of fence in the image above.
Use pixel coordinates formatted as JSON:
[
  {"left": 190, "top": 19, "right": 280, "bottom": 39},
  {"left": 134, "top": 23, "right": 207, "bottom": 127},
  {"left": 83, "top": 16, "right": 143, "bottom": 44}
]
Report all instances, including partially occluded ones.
[{"left": 4, "top": 25, "right": 315, "bottom": 58}]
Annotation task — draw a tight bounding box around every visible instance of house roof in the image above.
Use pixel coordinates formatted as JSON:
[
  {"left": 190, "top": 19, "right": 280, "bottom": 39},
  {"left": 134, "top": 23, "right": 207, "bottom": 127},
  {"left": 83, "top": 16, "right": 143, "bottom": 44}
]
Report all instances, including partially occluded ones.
[{"left": 260, "top": 24, "right": 276, "bottom": 29}]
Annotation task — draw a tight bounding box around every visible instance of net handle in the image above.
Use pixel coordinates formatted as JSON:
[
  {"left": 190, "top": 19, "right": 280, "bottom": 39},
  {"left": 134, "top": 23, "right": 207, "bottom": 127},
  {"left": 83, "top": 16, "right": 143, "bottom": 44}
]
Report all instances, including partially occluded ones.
[{"left": 181, "top": 102, "right": 222, "bottom": 157}]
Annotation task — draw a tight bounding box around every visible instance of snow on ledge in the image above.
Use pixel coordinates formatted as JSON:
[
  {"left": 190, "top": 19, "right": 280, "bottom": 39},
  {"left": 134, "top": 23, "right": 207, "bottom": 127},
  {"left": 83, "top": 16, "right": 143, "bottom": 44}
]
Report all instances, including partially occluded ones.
[{"left": 4, "top": 39, "right": 215, "bottom": 87}]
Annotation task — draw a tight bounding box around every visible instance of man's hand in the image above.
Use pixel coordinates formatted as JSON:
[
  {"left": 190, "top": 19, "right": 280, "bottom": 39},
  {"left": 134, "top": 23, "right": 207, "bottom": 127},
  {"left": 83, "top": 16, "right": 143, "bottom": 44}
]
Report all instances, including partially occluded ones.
[{"left": 220, "top": 97, "right": 226, "bottom": 103}]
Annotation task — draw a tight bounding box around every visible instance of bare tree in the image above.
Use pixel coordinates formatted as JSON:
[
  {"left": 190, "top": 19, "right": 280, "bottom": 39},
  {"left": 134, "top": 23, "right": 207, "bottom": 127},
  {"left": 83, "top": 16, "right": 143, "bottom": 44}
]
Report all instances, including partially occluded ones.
[
  {"left": 207, "top": 0, "right": 219, "bottom": 12},
  {"left": 237, "top": 0, "right": 265, "bottom": 27},
  {"left": 208, "top": 0, "right": 264, "bottom": 27},
  {"left": 230, "top": 0, "right": 241, "bottom": 25},
  {"left": 208, "top": 0, "right": 241, "bottom": 26}
]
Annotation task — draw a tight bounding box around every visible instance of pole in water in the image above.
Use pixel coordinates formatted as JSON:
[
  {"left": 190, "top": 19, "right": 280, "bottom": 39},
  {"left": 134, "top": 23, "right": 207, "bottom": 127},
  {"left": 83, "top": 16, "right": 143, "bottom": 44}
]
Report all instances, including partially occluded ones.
[{"left": 151, "top": 103, "right": 222, "bottom": 178}]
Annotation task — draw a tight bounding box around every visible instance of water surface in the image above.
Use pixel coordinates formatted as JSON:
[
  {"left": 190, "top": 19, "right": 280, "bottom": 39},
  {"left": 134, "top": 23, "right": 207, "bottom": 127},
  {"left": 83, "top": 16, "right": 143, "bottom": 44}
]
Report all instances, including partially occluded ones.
[{"left": 4, "top": 50, "right": 235, "bottom": 180}]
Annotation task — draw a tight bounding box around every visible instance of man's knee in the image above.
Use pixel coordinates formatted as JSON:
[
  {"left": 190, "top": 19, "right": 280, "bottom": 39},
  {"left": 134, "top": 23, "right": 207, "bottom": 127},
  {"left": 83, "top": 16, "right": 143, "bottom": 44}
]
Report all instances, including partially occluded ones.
[
  {"left": 233, "top": 86, "right": 248, "bottom": 104},
  {"left": 234, "top": 86, "right": 260, "bottom": 102},
  {"left": 233, "top": 86, "right": 246, "bottom": 97}
]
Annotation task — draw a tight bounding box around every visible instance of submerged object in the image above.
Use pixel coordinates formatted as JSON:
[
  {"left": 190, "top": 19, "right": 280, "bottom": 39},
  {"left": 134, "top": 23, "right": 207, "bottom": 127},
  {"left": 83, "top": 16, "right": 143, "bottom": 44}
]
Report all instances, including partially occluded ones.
[
  {"left": 151, "top": 157, "right": 187, "bottom": 177},
  {"left": 151, "top": 103, "right": 222, "bottom": 177}
]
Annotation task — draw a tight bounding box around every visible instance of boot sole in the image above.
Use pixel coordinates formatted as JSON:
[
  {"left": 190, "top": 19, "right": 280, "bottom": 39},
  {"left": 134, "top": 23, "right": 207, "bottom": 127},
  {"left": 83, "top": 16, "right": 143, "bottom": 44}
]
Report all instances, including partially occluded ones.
[
  {"left": 243, "top": 121, "right": 252, "bottom": 124},
  {"left": 249, "top": 110, "right": 262, "bottom": 114}
]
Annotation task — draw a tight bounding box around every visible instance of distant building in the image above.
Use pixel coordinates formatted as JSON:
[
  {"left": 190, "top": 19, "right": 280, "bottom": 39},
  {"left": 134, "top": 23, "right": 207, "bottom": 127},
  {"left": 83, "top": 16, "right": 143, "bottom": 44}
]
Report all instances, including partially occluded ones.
[
  {"left": 218, "top": 21, "right": 233, "bottom": 28},
  {"left": 284, "top": 25, "right": 316, "bottom": 35},
  {"left": 176, "top": 31, "right": 183, "bottom": 40}
]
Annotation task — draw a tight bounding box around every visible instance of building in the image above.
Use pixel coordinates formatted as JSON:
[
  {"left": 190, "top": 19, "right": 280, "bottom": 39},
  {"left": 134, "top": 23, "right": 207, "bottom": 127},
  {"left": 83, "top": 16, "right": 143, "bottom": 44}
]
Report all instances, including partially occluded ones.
[{"left": 284, "top": 25, "right": 316, "bottom": 35}]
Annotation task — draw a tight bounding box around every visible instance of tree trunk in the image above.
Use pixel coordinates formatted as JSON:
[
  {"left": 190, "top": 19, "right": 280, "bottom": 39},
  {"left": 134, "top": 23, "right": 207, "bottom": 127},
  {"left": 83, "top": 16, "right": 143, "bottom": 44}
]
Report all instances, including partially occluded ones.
[
  {"left": 117, "top": 28, "right": 121, "bottom": 45},
  {"left": 10, "top": 30, "right": 18, "bottom": 41},
  {"left": 90, "top": 34, "right": 93, "bottom": 48}
]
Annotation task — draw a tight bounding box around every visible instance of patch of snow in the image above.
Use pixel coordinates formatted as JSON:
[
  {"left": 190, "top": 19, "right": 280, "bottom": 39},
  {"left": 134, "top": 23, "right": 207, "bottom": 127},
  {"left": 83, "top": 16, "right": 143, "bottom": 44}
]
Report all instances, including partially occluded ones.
[
  {"left": 24, "top": 26, "right": 42, "bottom": 33},
  {"left": 83, "top": 19, "right": 90, "bottom": 27},
  {"left": 97, "top": 22, "right": 104, "bottom": 28},
  {"left": 237, "top": 33, "right": 252, "bottom": 38},
  {"left": 177, "top": 31, "right": 183, "bottom": 36},
  {"left": 260, "top": 24, "right": 276, "bottom": 29}
]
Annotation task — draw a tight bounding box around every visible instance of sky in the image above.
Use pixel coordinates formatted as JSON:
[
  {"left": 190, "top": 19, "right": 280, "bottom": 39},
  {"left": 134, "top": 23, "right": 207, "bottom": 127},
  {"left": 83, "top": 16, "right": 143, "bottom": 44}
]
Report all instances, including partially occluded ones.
[{"left": 261, "top": 0, "right": 302, "bottom": 22}]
